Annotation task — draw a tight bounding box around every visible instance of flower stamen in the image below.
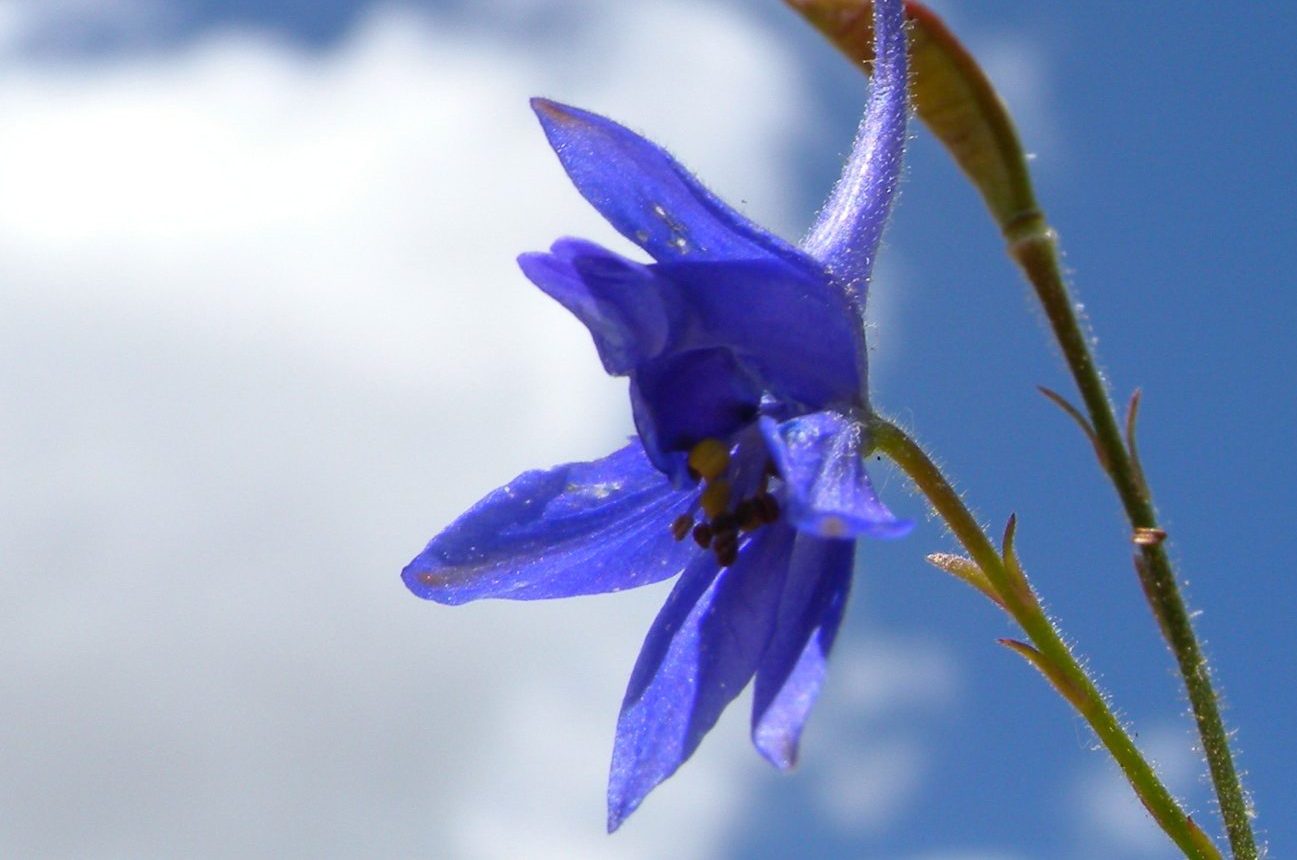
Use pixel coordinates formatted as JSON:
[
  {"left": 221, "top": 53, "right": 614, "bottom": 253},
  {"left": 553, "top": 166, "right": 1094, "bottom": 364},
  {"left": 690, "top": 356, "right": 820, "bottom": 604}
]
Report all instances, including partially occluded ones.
[
  {"left": 711, "top": 528, "right": 739, "bottom": 567},
  {"left": 670, "top": 514, "right": 694, "bottom": 541},
  {"left": 753, "top": 492, "right": 780, "bottom": 524},
  {"left": 686, "top": 438, "right": 730, "bottom": 482},
  {"left": 700, "top": 480, "right": 731, "bottom": 519},
  {"left": 671, "top": 448, "right": 786, "bottom": 567}
]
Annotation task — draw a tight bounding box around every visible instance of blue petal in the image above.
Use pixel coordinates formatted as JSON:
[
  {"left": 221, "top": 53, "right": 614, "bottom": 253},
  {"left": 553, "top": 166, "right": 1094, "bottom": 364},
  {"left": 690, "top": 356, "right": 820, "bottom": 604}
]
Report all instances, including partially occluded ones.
[
  {"left": 751, "top": 534, "right": 854, "bottom": 769},
  {"left": 629, "top": 347, "right": 762, "bottom": 483},
  {"left": 518, "top": 239, "right": 674, "bottom": 376},
  {"left": 607, "top": 524, "right": 796, "bottom": 831},
  {"left": 760, "top": 410, "right": 912, "bottom": 539},
  {"left": 522, "top": 242, "right": 865, "bottom": 475},
  {"left": 531, "top": 98, "right": 807, "bottom": 265},
  {"left": 402, "top": 442, "right": 695, "bottom": 603},
  {"left": 652, "top": 257, "right": 864, "bottom": 406}
]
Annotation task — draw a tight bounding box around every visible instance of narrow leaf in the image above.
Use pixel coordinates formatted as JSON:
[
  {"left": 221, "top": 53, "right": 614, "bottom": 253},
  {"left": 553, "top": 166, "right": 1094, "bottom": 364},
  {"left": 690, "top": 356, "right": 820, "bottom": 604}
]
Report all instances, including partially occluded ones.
[
  {"left": 1038, "top": 385, "right": 1110, "bottom": 475},
  {"left": 998, "top": 638, "right": 1089, "bottom": 712},
  {"left": 999, "top": 513, "right": 1038, "bottom": 611},
  {"left": 1125, "top": 388, "right": 1151, "bottom": 496},
  {"left": 1000, "top": 512, "right": 1018, "bottom": 562},
  {"left": 926, "top": 552, "right": 1005, "bottom": 609}
]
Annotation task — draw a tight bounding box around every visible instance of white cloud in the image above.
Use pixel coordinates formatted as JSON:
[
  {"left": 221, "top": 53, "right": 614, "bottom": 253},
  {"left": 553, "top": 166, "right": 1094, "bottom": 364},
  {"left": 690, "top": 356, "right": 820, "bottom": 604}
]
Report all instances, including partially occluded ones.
[
  {"left": 817, "top": 737, "right": 927, "bottom": 833},
  {"left": 802, "top": 637, "right": 960, "bottom": 835},
  {"left": 0, "top": 2, "right": 834, "bottom": 857},
  {"left": 829, "top": 636, "right": 960, "bottom": 717}
]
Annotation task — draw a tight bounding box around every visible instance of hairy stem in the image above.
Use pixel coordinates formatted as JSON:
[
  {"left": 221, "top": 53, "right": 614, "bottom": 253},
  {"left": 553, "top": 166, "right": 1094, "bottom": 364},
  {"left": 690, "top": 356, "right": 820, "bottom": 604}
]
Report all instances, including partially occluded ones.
[
  {"left": 1006, "top": 218, "right": 1257, "bottom": 860},
  {"left": 787, "top": 3, "right": 1257, "bottom": 851},
  {"left": 870, "top": 417, "right": 1220, "bottom": 860}
]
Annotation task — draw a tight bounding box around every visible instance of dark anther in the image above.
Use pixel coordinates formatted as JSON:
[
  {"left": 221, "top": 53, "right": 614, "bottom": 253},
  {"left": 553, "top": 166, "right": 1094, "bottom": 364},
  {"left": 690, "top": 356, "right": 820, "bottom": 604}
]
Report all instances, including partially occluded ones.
[
  {"left": 713, "top": 531, "right": 739, "bottom": 567},
  {"left": 735, "top": 499, "right": 762, "bottom": 532},
  {"left": 692, "top": 523, "right": 714, "bottom": 548},
  {"left": 671, "top": 514, "right": 694, "bottom": 541},
  {"left": 753, "top": 493, "right": 780, "bottom": 524},
  {"left": 711, "top": 512, "right": 739, "bottom": 534}
]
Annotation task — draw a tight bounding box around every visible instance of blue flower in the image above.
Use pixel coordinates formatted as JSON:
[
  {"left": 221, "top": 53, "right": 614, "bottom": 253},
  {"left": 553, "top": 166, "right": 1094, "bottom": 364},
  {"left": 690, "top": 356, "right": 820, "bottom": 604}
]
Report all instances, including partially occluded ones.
[{"left": 404, "top": 0, "right": 910, "bottom": 831}]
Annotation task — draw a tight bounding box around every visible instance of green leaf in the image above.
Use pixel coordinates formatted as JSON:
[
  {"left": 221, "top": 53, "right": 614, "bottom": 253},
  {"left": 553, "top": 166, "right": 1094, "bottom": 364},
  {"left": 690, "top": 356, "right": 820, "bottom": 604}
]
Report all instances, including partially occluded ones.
[
  {"left": 926, "top": 552, "right": 1005, "bottom": 609},
  {"left": 997, "top": 638, "right": 1089, "bottom": 712}
]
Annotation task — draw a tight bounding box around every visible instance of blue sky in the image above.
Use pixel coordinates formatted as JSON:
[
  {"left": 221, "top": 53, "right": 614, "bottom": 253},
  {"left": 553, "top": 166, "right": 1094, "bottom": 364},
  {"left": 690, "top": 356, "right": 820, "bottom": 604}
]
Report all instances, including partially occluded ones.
[{"left": 1, "top": 1, "right": 1292, "bottom": 858}]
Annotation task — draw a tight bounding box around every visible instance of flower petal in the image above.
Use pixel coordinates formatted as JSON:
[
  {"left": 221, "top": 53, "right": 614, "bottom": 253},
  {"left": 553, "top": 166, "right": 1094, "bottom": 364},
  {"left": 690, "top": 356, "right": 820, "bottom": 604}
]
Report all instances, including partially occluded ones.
[
  {"left": 652, "top": 257, "right": 864, "bottom": 406},
  {"left": 760, "top": 410, "right": 912, "bottom": 539},
  {"left": 518, "top": 238, "right": 675, "bottom": 376},
  {"left": 531, "top": 97, "right": 806, "bottom": 265},
  {"left": 630, "top": 347, "right": 763, "bottom": 483},
  {"left": 402, "top": 442, "right": 694, "bottom": 603},
  {"left": 607, "top": 524, "right": 796, "bottom": 831},
  {"left": 751, "top": 533, "right": 854, "bottom": 769}
]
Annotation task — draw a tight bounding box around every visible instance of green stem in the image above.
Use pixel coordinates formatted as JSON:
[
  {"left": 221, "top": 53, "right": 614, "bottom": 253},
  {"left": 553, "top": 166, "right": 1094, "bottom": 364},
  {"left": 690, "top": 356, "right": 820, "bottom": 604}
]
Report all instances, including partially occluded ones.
[
  {"left": 783, "top": 4, "right": 1255, "bottom": 851},
  {"left": 870, "top": 417, "right": 1220, "bottom": 860},
  {"left": 1006, "top": 217, "right": 1257, "bottom": 860}
]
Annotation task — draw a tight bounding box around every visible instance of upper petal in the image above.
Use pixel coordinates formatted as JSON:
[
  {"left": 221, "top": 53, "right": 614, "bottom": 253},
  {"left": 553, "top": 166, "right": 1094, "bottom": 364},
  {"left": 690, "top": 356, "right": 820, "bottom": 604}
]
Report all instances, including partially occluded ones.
[
  {"left": 531, "top": 98, "right": 806, "bottom": 265},
  {"left": 652, "top": 256, "right": 864, "bottom": 406},
  {"left": 607, "top": 524, "right": 796, "bottom": 831},
  {"left": 402, "top": 441, "right": 694, "bottom": 603},
  {"left": 751, "top": 533, "right": 855, "bottom": 769},
  {"left": 760, "top": 410, "right": 912, "bottom": 539},
  {"left": 518, "top": 238, "right": 674, "bottom": 375}
]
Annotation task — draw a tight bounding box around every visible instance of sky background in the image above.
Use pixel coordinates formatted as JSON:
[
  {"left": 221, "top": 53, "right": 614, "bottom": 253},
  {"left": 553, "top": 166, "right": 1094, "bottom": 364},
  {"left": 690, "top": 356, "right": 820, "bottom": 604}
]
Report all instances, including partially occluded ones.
[{"left": 1, "top": 1, "right": 1293, "bottom": 858}]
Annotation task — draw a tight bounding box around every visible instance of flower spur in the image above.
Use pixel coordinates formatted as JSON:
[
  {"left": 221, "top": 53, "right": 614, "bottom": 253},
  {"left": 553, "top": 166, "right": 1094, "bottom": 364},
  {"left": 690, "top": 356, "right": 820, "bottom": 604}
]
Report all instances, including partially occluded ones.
[{"left": 403, "top": 0, "right": 910, "bottom": 830}]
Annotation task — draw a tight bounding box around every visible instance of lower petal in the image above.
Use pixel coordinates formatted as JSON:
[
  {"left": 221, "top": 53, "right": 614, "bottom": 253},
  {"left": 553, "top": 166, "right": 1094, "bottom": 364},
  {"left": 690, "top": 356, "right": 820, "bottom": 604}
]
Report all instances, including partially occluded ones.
[
  {"left": 402, "top": 441, "right": 694, "bottom": 603},
  {"left": 760, "top": 410, "right": 912, "bottom": 539},
  {"left": 751, "top": 533, "right": 855, "bottom": 769},
  {"left": 607, "top": 524, "right": 796, "bottom": 830},
  {"left": 630, "top": 347, "right": 763, "bottom": 483}
]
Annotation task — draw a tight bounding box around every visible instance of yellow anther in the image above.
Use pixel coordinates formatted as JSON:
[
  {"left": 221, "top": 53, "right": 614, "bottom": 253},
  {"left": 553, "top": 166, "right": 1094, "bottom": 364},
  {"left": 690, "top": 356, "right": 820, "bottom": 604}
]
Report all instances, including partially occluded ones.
[
  {"left": 700, "top": 480, "right": 731, "bottom": 519},
  {"left": 687, "top": 438, "right": 730, "bottom": 482}
]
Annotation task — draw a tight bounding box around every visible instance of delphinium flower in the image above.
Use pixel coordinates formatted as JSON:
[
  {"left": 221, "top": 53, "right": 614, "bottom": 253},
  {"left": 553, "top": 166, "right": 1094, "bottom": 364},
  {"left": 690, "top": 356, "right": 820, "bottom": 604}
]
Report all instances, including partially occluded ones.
[{"left": 404, "top": 0, "right": 910, "bottom": 830}]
